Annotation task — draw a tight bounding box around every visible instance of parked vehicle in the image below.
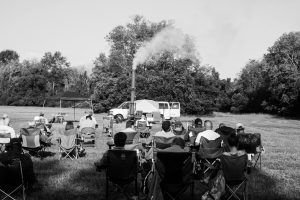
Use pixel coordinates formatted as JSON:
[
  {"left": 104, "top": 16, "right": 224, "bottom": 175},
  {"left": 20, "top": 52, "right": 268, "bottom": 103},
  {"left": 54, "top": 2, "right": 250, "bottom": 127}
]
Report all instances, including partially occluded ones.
[{"left": 109, "top": 99, "right": 180, "bottom": 122}]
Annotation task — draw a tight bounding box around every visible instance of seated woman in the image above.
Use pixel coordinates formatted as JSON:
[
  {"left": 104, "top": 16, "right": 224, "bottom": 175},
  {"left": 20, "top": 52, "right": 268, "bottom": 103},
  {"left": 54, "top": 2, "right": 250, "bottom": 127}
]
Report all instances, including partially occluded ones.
[{"left": 223, "top": 134, "right": 246, "bottom": 157}]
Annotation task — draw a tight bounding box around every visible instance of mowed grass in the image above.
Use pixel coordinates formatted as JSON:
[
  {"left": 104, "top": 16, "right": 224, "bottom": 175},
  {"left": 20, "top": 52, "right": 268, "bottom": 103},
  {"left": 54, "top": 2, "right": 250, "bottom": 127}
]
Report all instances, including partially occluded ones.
[{"left": 1, "top": 106, "right": 300, "bottom": 200}]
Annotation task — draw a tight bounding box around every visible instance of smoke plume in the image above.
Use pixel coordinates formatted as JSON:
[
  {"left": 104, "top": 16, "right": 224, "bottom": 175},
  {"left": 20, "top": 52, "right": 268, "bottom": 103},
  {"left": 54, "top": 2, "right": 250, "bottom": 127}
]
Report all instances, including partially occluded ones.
[{"left": 132, "top": 27, "right": 199, "bottom": 70}]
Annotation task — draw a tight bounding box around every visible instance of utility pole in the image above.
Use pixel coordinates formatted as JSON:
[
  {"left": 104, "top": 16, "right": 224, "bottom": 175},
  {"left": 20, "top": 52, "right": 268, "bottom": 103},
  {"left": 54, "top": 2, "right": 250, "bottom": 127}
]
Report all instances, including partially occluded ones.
[{"left": 129, "top": 69, "right": 136, "bottom": 118}]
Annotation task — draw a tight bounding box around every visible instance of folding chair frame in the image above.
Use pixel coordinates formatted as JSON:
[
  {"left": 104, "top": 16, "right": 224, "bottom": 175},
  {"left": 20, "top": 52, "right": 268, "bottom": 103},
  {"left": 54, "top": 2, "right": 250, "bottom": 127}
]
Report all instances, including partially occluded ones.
[
  {"left": 225, "top": 178, "right": 248, "bottom": 200},
  {"left": 0, "top": 159, "right": 26, "bottom": 200},
  {"left": 57, "top": 138, "right": 79, "bottom": 160}
]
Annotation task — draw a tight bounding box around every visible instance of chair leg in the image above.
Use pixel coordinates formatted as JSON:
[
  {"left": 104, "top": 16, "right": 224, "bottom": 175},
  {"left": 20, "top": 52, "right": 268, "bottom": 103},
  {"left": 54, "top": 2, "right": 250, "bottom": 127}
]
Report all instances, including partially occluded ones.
[
  {"left": 135, "top": 178, "right": 138, "bottom": 196},
  {"left": 106, "top": 179, "right": 109, "bottom": 200}
]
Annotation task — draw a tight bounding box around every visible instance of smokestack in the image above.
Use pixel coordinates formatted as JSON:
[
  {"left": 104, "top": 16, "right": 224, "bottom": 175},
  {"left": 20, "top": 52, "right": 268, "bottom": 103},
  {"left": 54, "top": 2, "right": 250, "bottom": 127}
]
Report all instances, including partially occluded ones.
[{"left": 129, "top": 68, "right": 136, "bottom": 117}]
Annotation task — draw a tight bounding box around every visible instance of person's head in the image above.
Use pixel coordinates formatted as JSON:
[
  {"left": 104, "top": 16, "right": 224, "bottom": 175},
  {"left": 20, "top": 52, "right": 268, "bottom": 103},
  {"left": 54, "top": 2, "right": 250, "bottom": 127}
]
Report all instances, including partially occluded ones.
[
  {"left": 87, "top": 110, "right": 93, "bottom": 116},
  {"left": 114, "top": 132, "right": 127, "bottom": 147},
  {"left": 219, "top": 123, "right": 225, "bottom": 128},
  {"left": 40, "top": 112, "right": 44, "bottom": 117},
  {"left": 172, "top": 137, "right": 185, "bottom": 149},
  {"left": 126, "top": 120, "right": 135, "bottom": 128},
  {"left": 162, "top": 120, "right": 171, "bottom": 132},
  {"left": 65, "top": 121, "right": 74, "bottom": 130},
  {"left": 7, "top": 139, "right": 22, "bottom": 155},
  {"left": 236, "top": 123, "right": 245, "bottom": 134},
  {"left": 204, "top": 120, "right": 213, "bottom": 130},
  {"left": 34, "top": 116, "right": 40, "bottom": 124},
  {"left": 2, "top": 114, "right": 8, "bottom": 119},
  {"left": 194, "top": 118, "right": 203, "bottom": 128},
  {"left": 174, "top": 121, "right": 183, "bottom": 131},
  {"left": 141, "top": 115, "right": 146, "bottom": 120},
  {"left": 227, "top": 134, "right": 239, "bottom": 149}
]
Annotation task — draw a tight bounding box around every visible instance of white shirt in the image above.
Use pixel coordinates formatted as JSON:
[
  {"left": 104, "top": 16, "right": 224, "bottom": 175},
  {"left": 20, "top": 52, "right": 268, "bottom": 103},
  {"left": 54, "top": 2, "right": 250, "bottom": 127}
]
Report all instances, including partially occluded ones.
[
  {"left": 195, "top": 130, "right": 220, "bottom": 144},
  {"left": 0, "top": 125, "right": 16, "bottom": 138},
  {"left": 79, "top": 119, "right": 96, "bottom": 131},
  {"left": 80, "top": 115, "right": 98, "bottom": 125}
]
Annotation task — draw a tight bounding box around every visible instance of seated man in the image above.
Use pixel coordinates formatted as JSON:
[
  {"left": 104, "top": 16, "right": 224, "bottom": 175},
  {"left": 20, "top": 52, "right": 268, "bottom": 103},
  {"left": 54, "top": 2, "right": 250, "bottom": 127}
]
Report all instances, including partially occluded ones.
[
  {"left": 184, "top": 118, "right": 204, "bottom": 144},
  {"left": 161, "top": 137, "right": 189, "bottom": 152},
  {"left": 172, "top": 121, "right": 187, "bottom": 138},
  {"left": 154, "top": 121, "right": 175, "bottom": 138},
  {"left": 80, "top": 110, "right": 98, "bottom": 128},
  {"left": 195, "top": 120, "right": 221, "bottom": 146},
  {"left": 95, "top": 132, "right": 127, "bottom": 171},
  {"left": 38, "top": 112, "right": 49, "bottom": 124},
  {"left": 0, "top": 125, "right": 16, "bottom": 138},
  {"left": 0, "top": 139, "right": 36, "bottom": 190},
  {"left": 79, "top": 115, "right": 96, "bottom": 132},
  {"left": 0, "top": 114, "right": 10, "bottom": 126},
  {"left": 135, "top": 114, "right": 150, "bottom": 130}
]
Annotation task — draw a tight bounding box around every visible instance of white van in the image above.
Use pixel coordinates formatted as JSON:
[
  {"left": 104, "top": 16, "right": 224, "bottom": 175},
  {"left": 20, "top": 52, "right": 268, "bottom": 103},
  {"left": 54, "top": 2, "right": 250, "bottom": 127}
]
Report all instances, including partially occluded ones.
[
  {"left": 109, "top": 100, "right": 180, "bottom": 121},
  {"left": 158, "top": 101, "right": 181, "bottom": 120}
]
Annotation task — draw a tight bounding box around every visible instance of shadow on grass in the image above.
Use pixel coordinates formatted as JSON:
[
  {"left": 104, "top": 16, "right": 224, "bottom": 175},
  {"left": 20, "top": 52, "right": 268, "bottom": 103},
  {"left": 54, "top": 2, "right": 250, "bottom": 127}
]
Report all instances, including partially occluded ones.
[{"left": 248, "top": 168, "right": 294, "bottom": 200}]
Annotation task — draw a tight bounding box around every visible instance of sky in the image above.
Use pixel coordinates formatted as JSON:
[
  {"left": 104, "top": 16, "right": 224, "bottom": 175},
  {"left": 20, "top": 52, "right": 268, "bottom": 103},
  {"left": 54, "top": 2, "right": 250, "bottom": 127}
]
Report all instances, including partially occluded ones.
[{"left": 1, "top": 0, "right": 300, "bottom": 78}]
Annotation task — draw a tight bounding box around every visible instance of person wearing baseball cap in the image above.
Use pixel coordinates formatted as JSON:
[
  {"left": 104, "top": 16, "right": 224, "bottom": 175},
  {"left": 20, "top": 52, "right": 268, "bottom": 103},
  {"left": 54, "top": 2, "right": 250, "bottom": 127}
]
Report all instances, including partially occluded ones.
[
  {"left": 173, "top": 120, "right": 186, "bottom": 137},
  {"left": 0, "top": 114, "right": 10, "bottom": 126},
  {"left": 235, "top": 123, "right": 245, "bottom": 134}
]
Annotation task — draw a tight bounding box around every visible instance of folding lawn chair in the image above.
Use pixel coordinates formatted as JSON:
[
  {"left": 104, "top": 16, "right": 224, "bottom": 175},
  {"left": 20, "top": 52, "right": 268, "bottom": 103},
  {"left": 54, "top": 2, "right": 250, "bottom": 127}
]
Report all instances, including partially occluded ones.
[
  {"left": 122, "top": 129, "right": 138, "bottom": 145},
  {"left": 135, "top": 120, "right": 148, "bottom": 132},
  {"left": 198, "top": 137, "right": 223, "bottom": 178},
  {"left": 106, "top": 150, "right": 138, "bottom": 200},
  {"left": 57, "top": 134, "right": 79, "bottom": 160},
  {"left": 156, "top": 152, "right": 194, "bottom": 200},
  {"left": 0, "top": 158, "right": 26, "bottom": 200},
  {"left": 21, "top": 134, "right": 45, "bottom": 158},
  {"left": 238, "top": 133, "right": 263, "bottom": 169},
  {"left": 220, "top": 154, "right": 248, "bottom": 200},
  {"left": 0, "top": 132, "right": 11, "bottom": 153},
  {"left": 102, "top": 116, "right": 114, "bottom": 135},
  {"left": 152, "top": 112, "right": 161, "bottom": 123},
  {"left": 153, "top": 136, "right": 175, "bottom": 150},
  {"left": 80, "top": 127, "right": 95, "bottom": 147}
]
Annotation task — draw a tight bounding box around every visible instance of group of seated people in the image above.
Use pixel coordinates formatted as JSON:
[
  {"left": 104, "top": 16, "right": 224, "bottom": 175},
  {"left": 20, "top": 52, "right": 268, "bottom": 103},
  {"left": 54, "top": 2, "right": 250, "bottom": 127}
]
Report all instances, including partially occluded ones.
[{"left": 96, "top": 117, "right": 263, "bottom": 199}]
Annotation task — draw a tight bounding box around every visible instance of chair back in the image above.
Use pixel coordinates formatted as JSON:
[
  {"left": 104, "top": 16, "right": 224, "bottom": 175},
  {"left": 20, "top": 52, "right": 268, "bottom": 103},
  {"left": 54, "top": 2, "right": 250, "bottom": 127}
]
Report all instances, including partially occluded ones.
[
  {"left": 125, "top": 131, "right": 137, "bottom": 144},
  {"left": 21, "top": 134, "right": 41, "bottom": 148},
  {"left": 59, "top": 134, "right": 77, "bottom": 149},
  {"left": 221, "top": 154, "right": 247, "bottom": 182},
  {"left": 156, "top": 152, "right": 193, "bottom": 184},
  {"left": 20, "top": 127, "right": 41, "bottom": 136},
  {"left": 81, "top": 127, "right": 95, "bottom": 135},
  {"left": 136, "top": 120, "right": 147, "bottom": 131},
  {"left": 238, "top": 133, "right": 261, "bottom": 153},
  {"left": 0, "top": 132, "right": 11, "bottom": 144},
  {"left": 107, "top": 150, "right": 138, "bottom": 182},
  {"left": 153, "top": 136, "right": 175, "bottom": 149},
  {"left": 198, "top": 137, "right": 223, "bottom": 159}
]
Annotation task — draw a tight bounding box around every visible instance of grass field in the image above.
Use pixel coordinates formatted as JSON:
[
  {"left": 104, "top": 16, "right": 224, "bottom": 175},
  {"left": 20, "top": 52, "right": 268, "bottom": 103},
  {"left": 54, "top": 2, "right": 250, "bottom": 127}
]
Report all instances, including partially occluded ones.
[{"left": 1, "top": 106, "right": 300, "bottom": 200}]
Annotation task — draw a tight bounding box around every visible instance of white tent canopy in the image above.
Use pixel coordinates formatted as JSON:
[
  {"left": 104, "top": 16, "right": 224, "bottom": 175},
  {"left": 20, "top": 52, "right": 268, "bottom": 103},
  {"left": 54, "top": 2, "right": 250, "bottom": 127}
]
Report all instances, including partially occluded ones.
[{"left": 135, "top": 99, "right": 159, "bottom": 113}]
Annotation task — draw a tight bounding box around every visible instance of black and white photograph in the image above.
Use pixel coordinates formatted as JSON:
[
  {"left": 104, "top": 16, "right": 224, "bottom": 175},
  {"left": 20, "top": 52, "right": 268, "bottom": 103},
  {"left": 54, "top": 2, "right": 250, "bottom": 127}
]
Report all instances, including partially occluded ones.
[{"left": 0, "top": 0, "right": 299, "bottom": 199}]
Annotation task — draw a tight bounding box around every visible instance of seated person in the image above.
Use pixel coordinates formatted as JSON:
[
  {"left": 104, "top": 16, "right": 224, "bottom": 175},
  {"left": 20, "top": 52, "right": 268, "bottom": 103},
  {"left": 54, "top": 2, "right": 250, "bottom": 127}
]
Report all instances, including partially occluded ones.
[
  {"left": 154, "top": 121, "right": 175, "bottom": 138},
  {"left": 0, "top": 114, "right": 10, "bottom": 126},
  {"left": 0, "top": 125, "right": 16, "bottom": 138},
  {"left": 0, "top": 139, "right": 36, "bottom": 190},
  {"left": 79, "top": 115, "right": 96, "bottom": 132},
  {"left": 184, "top": 118, "right": 204, "bottom": 144},
  {"left": 235, "top": 123, "right": 245, "bottom": 135},
  {"left": 95, "top": 132, "right": 127, "bottom": 171},
  {"left": 172, "top": 120, "right": 187, "bottom": 138},
  {"left": 80, "top": 110, "right": 98, "bottom": 128},
  {"left": 223, "top": 134, "right": 246, "bottom": 157},
  {"left": 38, "top": 112, "right": 49, "bottom": 124},
  {"left": 195, "top": 120, "right": 221, "bottom": 146},
  {"left": 215, "top": 123, "right": 236, "bottom": 152},
  {"left": 135, "top": 114, "right": 150, "bottom": 130},
  {"left": 161, "top": 137, "right": 189, "bottom": 152}
]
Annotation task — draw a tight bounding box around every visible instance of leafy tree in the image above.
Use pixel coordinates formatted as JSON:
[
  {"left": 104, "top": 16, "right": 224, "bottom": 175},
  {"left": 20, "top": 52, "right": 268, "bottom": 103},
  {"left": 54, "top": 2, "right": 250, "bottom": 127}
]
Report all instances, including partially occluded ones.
[{"left": 0, "top": 50, "right": 19, "bottom": 65}]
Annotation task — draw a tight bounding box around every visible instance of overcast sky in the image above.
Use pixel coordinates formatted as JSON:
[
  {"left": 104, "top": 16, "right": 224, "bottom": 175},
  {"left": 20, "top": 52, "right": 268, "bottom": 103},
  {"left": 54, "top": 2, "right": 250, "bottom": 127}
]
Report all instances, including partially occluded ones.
[{"left": 1, "top": 0, "right": 300, "bottom": 78}]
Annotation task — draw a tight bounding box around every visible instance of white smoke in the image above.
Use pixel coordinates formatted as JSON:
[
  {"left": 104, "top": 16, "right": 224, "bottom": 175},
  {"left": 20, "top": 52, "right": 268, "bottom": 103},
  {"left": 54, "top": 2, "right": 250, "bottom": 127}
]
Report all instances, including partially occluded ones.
[{"left": 132, "top": 26, "right": 199, "bottom": 70}]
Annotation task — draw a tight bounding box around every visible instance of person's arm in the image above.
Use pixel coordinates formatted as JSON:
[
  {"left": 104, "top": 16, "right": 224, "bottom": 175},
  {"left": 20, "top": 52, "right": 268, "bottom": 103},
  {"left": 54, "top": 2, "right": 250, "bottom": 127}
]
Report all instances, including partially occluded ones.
[
  {"left": 94, "top": 151, "right": 108, "bottom": 171},
  {"left": 194, "top": 133, "right": 201, "bottom": 146}
]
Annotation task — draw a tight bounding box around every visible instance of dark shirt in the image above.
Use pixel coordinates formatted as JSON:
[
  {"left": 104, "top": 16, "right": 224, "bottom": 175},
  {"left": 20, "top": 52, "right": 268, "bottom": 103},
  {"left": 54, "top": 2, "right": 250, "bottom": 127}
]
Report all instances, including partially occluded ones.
[{"left": 94, "top": 146, "right": 125, "bottom": 171}]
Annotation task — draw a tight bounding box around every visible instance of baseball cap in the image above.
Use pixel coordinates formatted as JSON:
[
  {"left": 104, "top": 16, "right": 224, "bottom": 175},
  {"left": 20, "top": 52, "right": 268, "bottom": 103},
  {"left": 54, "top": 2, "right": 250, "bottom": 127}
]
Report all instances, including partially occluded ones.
[{"left": 236, "top": 123, "right": 245, "bottom": 130}]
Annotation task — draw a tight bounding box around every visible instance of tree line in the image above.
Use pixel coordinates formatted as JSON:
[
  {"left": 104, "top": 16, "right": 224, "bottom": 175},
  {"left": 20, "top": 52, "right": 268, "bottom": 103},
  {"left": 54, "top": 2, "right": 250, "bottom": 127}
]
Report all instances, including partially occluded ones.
[{"left": 0, "top": 16, "right": 299, "bottom": 117}]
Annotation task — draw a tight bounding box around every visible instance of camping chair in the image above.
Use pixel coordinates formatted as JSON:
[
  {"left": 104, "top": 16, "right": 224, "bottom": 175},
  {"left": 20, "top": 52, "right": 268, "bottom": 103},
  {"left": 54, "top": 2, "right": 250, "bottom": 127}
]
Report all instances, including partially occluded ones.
[
  {"left": 0, "top": 132, "right": 11, "bottom": 153},
  {"left": 153, "top": 136, "right": 175, "bottom": 150},
  {"left": 135, "top": 120, "right": 148, "bottom": 132},
  {"left": 198, "top": 137, "right": 223, "bottom": 179},
  {"left": 152, "top": 112, "right": 161, "bottom": 123},
  {"left": 80, "top": 127, "right": 95, "bottom": 147},
  {"left": 21, "top": 134, "right": 45, "bottom": 158},
  {"left": 238, "top": 133, "right": 263, "bottom": 169},
  {"left": 123, "top": 130, "right": 138, "bottom": 145},
  {"left": 102, "top": 116, "right": 113, "bottom": 135},
  {"left": 0, "top": 158, "right": 26, "bottom": 200},
  {"left": 220, "top": 154, "right": 248, "bottom": 200},
  {"left": 57, "top": 134, "right": 79, "bottom": 160},
  {"left": 106, "top": 150, "right": 138, "bottom": 200},
  {"left": 156, "top": 152, "right": 194, "bottom": 200}
]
